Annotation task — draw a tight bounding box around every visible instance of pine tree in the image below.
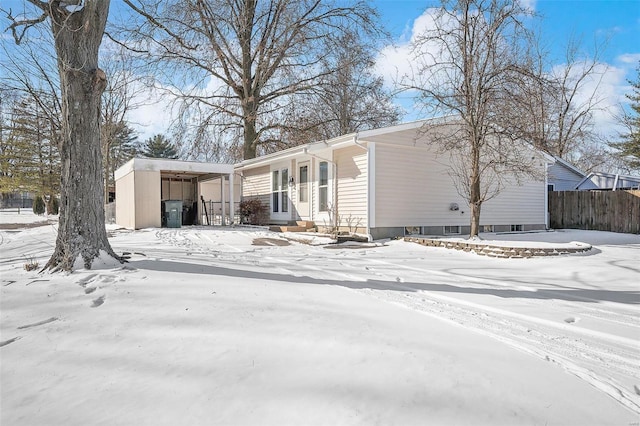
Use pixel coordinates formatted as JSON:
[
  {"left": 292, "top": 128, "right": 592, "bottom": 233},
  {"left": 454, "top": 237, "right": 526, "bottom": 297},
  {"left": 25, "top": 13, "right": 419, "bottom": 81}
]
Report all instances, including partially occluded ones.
[
  {"left": 2, "top": 95, "right": 61, "bottom": 213},
  {"left": 141, "top": 134, "right": 179, "bottom": 159},
  {"left": 610, "top": 63, "right": 640, "bottom": 171}
]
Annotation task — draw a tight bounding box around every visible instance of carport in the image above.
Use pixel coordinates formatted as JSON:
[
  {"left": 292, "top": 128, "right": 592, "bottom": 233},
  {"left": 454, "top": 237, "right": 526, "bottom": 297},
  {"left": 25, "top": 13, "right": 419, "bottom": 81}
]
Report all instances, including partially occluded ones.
[{"left": 114, "top": 158, "right": 237, "bottom": 229}]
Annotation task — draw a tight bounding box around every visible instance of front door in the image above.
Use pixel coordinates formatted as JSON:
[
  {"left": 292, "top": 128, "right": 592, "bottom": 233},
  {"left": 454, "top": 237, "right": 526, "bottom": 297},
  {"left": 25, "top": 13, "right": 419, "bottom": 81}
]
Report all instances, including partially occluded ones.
[
  {"left": 271, "top": 167, "right": 289, "bottom": 220},
  {"left": 298, "top": 161, "right": 310, "bottom": 218}
]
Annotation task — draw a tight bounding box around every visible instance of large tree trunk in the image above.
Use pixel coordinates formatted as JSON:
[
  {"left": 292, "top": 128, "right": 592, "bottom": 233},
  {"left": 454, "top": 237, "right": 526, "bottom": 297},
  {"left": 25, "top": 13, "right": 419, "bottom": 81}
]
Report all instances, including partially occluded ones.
[{"left": 43, "top": 1, "right": 120, "bottom": 271}]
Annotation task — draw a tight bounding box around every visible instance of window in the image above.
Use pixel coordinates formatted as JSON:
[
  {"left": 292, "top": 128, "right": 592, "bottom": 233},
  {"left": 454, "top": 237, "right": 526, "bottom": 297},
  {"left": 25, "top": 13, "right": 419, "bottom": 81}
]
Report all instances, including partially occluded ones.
[
  {"left": 511, "top": 224, "right": 523, "bottom": 232},
  {"left": 272, "top": 168, "right": 289, "bottom": 213},
  {"left": 281, "top": 169, "right": 288, "bottom": 213},
  {"left": 319, "top": 161, "right": 328, "bottom": 212},
  {"left": 443, "top": 225, "right": 461, "bottom": 235},
  {"left": 299, "top": 165, "right": 308, "bottom": 202},
  {"left": 482, "top": 225, "right": 494, "bottom": 233},
  {"left": 272, "top": 170, "right": 279, "bottom": 213},
  {"left": 547, "top": 184, "right": 555, "bottom": 192}
]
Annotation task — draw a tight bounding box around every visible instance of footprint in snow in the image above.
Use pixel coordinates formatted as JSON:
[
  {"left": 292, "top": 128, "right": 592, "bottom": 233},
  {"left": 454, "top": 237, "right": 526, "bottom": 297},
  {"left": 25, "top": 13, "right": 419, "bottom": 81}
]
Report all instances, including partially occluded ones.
[
  {"left": 84, "top": 286, "right": 97, "bottom": 294},
  {"left": 77, "top": 273, "right": 97, "bottom": 288},
  {"left": 564, "top": 317, "right": 580, "bottom": 324},
  {"left": 91, "top": 295, "right": 105, "bottom": 308}
]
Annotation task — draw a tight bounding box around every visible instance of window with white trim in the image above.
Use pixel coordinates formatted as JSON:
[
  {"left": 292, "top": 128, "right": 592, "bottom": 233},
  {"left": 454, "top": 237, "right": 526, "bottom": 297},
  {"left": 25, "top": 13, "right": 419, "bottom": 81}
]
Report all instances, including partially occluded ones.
[{"left": 319, "top": 161, "right": 328, "bottom": 212}]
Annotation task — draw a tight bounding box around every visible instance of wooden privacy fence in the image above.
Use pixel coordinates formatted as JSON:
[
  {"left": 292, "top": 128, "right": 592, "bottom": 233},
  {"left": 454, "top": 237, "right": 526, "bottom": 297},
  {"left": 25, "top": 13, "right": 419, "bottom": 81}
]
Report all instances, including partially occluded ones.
[{"left": 549, "top": 190, "right": 640, "bottom": 234}]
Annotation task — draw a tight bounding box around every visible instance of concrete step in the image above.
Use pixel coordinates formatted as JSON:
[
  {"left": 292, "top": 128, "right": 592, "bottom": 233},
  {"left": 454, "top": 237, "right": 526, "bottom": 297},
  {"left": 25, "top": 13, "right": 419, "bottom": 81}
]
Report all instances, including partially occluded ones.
[
  {"left": 296, "top": 220, "right": 315, "bottom": 229},
  {"left": 269, "top": 225, "right": 309, "bottom": 233}
]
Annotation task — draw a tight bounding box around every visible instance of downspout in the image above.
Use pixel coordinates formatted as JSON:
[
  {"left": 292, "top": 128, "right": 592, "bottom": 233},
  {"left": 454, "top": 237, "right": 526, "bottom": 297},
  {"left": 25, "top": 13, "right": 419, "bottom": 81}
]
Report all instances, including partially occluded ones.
[
  {"left": 612, "top": 174, "right": 619, "bottom": 191},
  {"left": 353, "top": 133, "right": 373, "bottom": 242},
  {"left": 544, "top": 162, "right": 549, "bottom": 230}
]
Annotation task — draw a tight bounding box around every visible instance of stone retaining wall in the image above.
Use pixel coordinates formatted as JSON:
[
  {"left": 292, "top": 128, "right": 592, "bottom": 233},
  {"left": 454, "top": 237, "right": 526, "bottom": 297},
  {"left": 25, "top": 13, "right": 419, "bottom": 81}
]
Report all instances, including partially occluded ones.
[{"left": 404, "top": 237, "right": 592, "bottom": 258}]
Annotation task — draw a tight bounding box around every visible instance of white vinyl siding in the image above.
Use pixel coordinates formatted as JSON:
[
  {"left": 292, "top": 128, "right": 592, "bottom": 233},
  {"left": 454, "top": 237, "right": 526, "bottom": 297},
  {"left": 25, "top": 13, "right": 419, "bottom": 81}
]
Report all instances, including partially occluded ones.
[
  {"left": 241, "top": 165, "right": 271, "bottom": 207},
  {"left": 335, "top": 146, "right": 368, "bottom": 228},
  {"left": 374, "top": 143, "right": 547, "bottom": 227},
  {"left": 548, "top": 162, "right": 584, "bottom": 191},
  {"left": 375, "top": 143, "right": 464, "bottom": 227},
  {"left": 480, "top": 175, "right": 546, "bottom": 224}
]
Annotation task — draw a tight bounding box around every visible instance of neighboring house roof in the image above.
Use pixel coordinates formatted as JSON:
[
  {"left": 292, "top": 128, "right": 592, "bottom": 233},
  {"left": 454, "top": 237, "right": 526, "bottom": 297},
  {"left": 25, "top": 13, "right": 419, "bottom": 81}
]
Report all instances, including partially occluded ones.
[
  {"left": 574, "top": 171, "right": 640, "bottom": 190},
  {"left": 552, "top": 157, "right": 587, "bottom": 178}
]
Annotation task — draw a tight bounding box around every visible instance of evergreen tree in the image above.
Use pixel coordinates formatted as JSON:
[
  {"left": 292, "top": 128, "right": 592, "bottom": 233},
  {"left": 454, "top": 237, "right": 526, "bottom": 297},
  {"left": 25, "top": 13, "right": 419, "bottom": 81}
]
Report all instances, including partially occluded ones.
[
  {"left": 141, "top": 134, "right": 179, "bottom": 159},
  {"left": 610, "top": 63, "right": 640, "bottom": 171},
  {"left": 1, "top": 95, "right": 61, "bottom": 213}
]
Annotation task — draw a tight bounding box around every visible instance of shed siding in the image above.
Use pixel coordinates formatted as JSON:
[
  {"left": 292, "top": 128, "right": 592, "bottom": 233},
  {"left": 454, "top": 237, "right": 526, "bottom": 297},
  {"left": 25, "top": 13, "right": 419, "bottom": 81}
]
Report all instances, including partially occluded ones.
[
  {"left": 374, "top": 143, "right": 546, "bottom": 228},
  {"left": 134, "top": 170, "right": 161, "bottom": 229},
  {"left": 335, "top": 146, "right": 368, "bottom": 228},
  {"left": 115, "top": 171, "right": 136, "bottom": 229},
  {"left": 548, "top": 162, "right": 583, "bottom": 191}
]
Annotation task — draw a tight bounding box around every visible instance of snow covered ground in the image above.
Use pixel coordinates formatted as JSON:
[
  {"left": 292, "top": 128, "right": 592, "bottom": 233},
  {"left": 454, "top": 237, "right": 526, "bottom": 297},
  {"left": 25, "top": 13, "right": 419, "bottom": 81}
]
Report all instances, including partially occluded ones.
[{"left": 1, "top": 211, "right": 639, "bottom": 425}]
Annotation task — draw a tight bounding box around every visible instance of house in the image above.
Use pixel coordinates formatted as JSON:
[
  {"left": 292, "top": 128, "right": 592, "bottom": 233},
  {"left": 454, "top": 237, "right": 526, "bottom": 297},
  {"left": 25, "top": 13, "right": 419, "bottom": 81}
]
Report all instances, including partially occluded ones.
[
  {"left": 236, "top": 119, "right": 553, "bottom": 239},
  {"left": 547, "top": 157, "right": 586, "bottom": 191},
  {"left": 114, "top": 158, "right": 239, "bottom": 229},
  {"left": 574, "top": 171, "right": 640, "bottom": 191}
]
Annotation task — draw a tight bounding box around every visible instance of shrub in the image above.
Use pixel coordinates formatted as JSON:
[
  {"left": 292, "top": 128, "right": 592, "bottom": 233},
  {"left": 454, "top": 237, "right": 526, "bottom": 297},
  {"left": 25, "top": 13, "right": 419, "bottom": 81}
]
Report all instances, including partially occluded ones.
[
  {"left": 239, "top": 198, "right": 268, "bottom": 225},
  {"left": 24, "top": 258, "right": 39, "bottom": 271},
  {"left": 51, "top": 197, "right": 59, "bottom": 215},
  {"left": 33, "top": 196, "right": 45, "bottom": 215}
]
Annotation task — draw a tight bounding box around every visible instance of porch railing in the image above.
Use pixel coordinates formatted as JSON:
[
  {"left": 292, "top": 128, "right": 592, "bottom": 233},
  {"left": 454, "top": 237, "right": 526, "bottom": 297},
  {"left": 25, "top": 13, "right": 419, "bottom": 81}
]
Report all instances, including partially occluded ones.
[{"left": 201, "top": 201, "right": 241, "bottom": 226}]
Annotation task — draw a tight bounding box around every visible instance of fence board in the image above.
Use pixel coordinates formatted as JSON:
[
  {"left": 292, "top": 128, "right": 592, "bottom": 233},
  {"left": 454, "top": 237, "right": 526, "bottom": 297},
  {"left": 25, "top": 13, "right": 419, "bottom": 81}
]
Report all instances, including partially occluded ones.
[{"left": 549, "top": 190, "right": 640, "bottom": 234}]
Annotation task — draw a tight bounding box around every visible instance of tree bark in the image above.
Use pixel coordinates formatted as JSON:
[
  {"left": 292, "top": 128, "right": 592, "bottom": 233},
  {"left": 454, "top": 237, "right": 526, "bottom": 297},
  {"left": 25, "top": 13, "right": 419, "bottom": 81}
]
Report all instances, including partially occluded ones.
[{"left": 43, "top": 1, "right": 120, "bottom": 271}]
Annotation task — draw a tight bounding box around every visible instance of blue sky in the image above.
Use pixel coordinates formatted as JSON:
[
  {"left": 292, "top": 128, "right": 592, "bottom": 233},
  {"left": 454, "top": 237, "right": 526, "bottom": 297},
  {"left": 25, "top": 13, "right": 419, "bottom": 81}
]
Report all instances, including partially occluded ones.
[
  {"left": 2, "top": 0, "right": 638, "bottom": 140},
  {"left": 375, "top": 0, "right": 640, "bottom": 65},
  {"left": 372, "top": 0, "right": 640, "bottom": 134}
]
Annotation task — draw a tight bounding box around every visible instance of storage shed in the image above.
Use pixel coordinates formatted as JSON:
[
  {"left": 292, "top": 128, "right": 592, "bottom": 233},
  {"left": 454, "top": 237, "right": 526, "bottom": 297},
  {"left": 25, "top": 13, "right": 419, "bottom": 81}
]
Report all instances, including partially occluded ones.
[{"left": 114, "top": 158, "right": 237, "bottom": 229}]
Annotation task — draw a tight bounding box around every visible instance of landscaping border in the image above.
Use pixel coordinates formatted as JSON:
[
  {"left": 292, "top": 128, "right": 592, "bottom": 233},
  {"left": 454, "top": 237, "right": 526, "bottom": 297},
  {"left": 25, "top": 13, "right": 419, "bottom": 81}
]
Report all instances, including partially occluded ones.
[{"left": 404, "top": 236, "right": 592, "bottom": 258}]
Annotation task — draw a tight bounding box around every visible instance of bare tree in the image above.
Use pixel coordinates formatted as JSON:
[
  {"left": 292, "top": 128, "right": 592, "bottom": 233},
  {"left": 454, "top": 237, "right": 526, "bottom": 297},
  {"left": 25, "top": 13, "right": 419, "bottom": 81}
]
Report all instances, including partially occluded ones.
[
  {"left": 116, "top": 0, "right": 380, "bottom": 160},
  {"left": 405, "top": 0, "right": 542, "bottom": 238},
  {"left": 513, "top": 38, "right": 608, "bottom": 163},
  {"left": 100, "top": 46, "right": 147, "bottom": 203},
  {"left": 282, "top": 31, "right": 401, "bottom": 144},
  {"left": 4, "top": 1, "right": 119, "bottom": 270}
]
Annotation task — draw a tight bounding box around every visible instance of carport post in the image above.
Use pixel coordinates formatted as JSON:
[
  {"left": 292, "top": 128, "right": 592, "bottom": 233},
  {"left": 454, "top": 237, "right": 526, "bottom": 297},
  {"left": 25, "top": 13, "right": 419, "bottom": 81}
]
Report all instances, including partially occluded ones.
[
  {"left": 221, "top": 176, "right": 226, "bottom": 226},
  {"left": 229, "top": 173, "right": 235, "bottom": 225}
]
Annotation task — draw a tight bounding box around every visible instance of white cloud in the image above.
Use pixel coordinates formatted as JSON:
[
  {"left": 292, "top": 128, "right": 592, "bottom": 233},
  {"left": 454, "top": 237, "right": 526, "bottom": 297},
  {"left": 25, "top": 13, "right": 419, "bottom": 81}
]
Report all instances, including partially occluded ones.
[
  {"left": 127, "top": 82, "right": 176, "bottom": 142},
  {"left": 617, "top": 53, "right": 640, "bottom": 65}
]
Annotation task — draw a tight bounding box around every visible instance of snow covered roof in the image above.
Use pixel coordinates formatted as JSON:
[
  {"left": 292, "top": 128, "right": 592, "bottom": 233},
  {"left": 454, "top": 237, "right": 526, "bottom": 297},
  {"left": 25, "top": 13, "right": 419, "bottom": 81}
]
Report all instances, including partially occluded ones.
[{"left": 114, "top": 157, "right": 234, "bottom": 181}]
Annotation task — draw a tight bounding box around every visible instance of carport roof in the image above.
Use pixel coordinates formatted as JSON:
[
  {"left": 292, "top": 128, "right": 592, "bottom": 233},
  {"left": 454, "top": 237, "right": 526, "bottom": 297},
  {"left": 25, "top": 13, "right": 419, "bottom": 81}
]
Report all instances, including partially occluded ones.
[{"left": 114, "top": 158, "right": 234, "bottom": 181}]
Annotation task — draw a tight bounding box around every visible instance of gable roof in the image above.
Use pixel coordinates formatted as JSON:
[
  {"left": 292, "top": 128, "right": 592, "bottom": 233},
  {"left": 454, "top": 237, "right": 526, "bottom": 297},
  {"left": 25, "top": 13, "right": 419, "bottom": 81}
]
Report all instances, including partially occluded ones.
[
  {"left": 552, "top": 157, "right": 587, "bottom": 178},
  {"left": 235, "top": 116, "right": 556, "bottom": 170}
]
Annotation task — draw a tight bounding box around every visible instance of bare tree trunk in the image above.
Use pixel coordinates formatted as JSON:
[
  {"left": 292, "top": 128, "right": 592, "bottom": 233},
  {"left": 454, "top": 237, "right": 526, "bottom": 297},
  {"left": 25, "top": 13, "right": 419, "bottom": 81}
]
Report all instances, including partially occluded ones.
[
  {"left": 469, "top": 140, "right": 482, "bottom": 238},
  {"left": 103, "top": 137, "right": 112, "bottom": 204},
  {"left": 42, "top": 1, "right": 120, "bottom": 271},
  {"left": 243, "top": 100, "right": 259, "bottom": 160}
]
